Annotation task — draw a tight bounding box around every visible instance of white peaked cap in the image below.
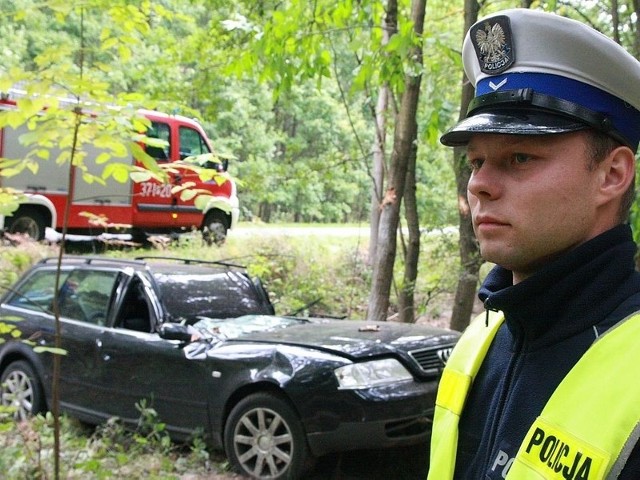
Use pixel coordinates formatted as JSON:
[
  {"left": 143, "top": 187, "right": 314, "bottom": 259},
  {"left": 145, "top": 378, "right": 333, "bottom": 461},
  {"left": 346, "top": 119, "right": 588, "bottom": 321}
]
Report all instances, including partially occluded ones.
[{"left": 441, "top": 8, "right": 640, "bottom": 151}]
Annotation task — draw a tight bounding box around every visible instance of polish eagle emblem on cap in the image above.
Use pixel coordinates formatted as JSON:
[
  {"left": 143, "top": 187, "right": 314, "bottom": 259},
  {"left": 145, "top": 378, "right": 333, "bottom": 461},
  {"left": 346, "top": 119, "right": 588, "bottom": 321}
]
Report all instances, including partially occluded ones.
[{"left": 471, "top": 15, "right": 514, "bottom": 75}]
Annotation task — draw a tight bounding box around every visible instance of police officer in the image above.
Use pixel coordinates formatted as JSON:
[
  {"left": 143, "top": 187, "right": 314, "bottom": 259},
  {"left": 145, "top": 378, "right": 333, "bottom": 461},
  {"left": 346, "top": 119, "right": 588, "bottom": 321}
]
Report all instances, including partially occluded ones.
[{"left": 428, "top": 8, "right": 640, "bottom": 480}]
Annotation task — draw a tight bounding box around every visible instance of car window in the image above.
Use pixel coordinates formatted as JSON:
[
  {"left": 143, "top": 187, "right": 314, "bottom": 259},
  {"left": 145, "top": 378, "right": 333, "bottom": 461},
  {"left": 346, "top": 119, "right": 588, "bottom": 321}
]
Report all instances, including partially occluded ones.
[
  {"left": 5, "top": 268, "right": 118, "bottom": 326},
  {"left": 179, "top": 126, "right": 210, "bottom": 159},
  {"left": 5, "top": 269, "right": 60, "bottom": 313},
  {"left": 116, "top": 277, "right": 152, "bottom": 333},
  {"left": 146, "top": 121, "right": 171, "bottom": 161},
  {"left": 153, "top": 270, "right": 272, "bottom": 322},
  {"left": 58, "top": 270, "right": 119, "bottom": 325}
]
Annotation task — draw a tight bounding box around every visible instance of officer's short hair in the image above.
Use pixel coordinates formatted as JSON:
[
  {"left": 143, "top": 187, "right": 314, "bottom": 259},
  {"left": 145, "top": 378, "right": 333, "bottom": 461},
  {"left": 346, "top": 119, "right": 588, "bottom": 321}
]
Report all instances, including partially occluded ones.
[{"left": 582, "top": 130, "right": 635, "bottom": 222}]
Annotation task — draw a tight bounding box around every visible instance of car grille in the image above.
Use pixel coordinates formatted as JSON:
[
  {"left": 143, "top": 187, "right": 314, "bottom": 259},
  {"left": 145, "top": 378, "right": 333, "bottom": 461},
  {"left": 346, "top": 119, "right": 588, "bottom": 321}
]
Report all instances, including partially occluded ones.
[{"left": 408, "top": 343, "right": 456, "bottom": 376}]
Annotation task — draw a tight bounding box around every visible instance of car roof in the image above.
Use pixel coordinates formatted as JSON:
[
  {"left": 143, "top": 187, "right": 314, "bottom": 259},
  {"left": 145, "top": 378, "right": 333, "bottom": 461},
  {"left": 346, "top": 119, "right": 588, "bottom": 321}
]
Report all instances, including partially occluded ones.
[
  {"left": 34, "top": 256, "right": 145, "bottom": 271},
  {"left": 135, "top": 256, "right": 248, "bottom": 273},
  {"left": 35, "top": 255, "right": 247, "bottom": 273},
  {"left": 29, "top": 255, "right": 273, "bottom": 319}
]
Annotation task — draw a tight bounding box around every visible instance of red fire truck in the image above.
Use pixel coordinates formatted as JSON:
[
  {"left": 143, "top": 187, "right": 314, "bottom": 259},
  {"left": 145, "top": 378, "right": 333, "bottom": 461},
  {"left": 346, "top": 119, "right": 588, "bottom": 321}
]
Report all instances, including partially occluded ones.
[{"left": 0, "top": 93, "right": 238, "bottom": 245}]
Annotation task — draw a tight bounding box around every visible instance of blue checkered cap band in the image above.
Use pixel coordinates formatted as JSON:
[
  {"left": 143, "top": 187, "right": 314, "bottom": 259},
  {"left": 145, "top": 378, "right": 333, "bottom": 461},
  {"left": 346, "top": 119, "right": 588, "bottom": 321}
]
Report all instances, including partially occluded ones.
[{"left": 441, "top": 9, "right": 640, "bottom": 150}]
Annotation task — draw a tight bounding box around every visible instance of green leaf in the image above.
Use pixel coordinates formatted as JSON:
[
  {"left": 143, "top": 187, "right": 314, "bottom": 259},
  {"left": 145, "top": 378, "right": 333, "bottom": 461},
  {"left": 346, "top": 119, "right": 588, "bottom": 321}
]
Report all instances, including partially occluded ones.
[
  {"left": 130, "top": 170, "right": 154, "bottom": 183},
  {"left": 101, "top": 37, "right": 119, "bottom": 51},
  {"left": 82, "top": 171, "right": 106, "bottom": 185},
  {"left": 103, "top": 163, "right": 131, "bottom": 183},
  {"left": 180, "top": 189, "right": 197, "bottom": 201},
  {"left": 34, "top": 346, "right": 68, "bottom": 356},
  {"left": 95, "top": 152, "right": 112, "bottom": 164},
  {"left": 0, "top": 190, "right": 23, "bottom": 216}
]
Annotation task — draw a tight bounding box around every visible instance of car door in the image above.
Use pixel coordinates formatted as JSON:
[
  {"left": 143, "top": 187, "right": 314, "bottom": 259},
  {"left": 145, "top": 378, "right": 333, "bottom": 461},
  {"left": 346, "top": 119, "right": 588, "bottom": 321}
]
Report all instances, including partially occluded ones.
[
  {"left": 131, "top": 119, "right": 181, "bottom": 228},
  {"left": 171, "top": 122, "right": 220, "bottom": 226},
  {"left": 56, "top": 268, "right": 122, "bottom": 414},
  {"left": 2, "top": 267, "right": 121, "bottom": 416},
  {"left": 94, "top": 273, "right": 213, "bottom": 436}
]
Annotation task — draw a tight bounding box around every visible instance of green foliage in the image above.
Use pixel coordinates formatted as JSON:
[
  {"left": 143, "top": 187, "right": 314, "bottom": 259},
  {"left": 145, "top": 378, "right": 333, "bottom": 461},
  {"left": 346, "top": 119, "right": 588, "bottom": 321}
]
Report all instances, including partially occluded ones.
[
  {"left": 241, "top": 235, "right": 372, "bottom": 318},
  {"left": 132, "top": 399, "right": 172, "bottom": 454},
  {"left": 0, "top": 410, "right": 226, "bottom": 479},
  {"left": 3, "top": 0, "right": 638, "bottom": 237},
  {"left": 208, "top": 0, "right": 464, "bottom": 227},
  {"left": 413, "top": 229, "right": 461, "bottom": 321},
  {"left": 0, "top": 0, "right": 469, "bottom": 230},
  {"left": 0, "top": 238, "right": 57, "bottom": 289},
  {"left": 0, "top": 1, "right": 174, "bottom": 220}
]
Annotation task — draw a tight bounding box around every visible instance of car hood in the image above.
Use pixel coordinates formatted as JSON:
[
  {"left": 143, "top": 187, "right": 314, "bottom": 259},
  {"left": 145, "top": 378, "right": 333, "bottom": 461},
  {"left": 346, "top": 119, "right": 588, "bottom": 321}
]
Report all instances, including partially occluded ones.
[{"left": 193, "top": 314, "right": 459, "bottom": 359}]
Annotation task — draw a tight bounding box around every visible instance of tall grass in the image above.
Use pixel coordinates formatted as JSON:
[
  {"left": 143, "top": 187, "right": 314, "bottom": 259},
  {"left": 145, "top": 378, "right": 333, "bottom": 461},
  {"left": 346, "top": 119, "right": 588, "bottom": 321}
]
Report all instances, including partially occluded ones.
[{"left": 0, "top": 224, "right": 462, "bottom": 324}]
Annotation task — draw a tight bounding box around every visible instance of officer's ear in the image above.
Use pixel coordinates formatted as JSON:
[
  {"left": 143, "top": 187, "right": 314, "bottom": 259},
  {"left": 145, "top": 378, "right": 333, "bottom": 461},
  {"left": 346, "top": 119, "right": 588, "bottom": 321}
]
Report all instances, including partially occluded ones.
[{"left": 596, "top": 144, "right": 636, "bottom": 206}]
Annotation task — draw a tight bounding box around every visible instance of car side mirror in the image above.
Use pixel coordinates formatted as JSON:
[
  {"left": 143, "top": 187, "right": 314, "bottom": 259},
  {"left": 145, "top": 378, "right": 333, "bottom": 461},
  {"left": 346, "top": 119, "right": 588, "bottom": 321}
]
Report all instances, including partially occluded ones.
[{"left": 159, "top": 323, "right": 192, "bottom": 342}]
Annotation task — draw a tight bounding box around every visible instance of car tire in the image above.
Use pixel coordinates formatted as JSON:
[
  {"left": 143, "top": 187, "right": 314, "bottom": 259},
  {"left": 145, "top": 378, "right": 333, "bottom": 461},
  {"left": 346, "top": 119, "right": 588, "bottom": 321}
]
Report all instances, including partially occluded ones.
[
  {"left": 5, "top": 208, "right": 47, "bottom": 241},
  {"left": 0, "top": 360, "right": 45, "bottom": 421},
  {"left": 224, "top": 392, "right": 309, "bottom": 480},
  {"left": 202, "top": 211, "right": 228, "bottom": 246}
]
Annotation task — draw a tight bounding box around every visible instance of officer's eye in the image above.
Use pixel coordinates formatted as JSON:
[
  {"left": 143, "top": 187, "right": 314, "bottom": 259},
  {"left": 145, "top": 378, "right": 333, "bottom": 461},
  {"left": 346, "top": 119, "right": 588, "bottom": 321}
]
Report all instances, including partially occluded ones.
[
  {"left": 513, "top": 153, "right": 531, "bottom": 164},
  {"left": 468, "top": 157, "right": 484, "bottom": 170}
]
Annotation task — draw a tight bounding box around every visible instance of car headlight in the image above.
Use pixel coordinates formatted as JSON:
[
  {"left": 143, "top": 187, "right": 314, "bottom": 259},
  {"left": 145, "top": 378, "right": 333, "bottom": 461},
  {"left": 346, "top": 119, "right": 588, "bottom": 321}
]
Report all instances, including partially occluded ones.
[{"left": 334, "top": 358, "right": 413, "bottom": 390}]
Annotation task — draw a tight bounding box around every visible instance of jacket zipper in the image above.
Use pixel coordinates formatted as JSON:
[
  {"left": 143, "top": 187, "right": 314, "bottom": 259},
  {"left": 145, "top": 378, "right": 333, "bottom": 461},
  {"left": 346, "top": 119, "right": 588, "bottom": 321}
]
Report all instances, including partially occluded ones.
[{"left": 481, "top": 299, "right": 525, "bottom": 475}]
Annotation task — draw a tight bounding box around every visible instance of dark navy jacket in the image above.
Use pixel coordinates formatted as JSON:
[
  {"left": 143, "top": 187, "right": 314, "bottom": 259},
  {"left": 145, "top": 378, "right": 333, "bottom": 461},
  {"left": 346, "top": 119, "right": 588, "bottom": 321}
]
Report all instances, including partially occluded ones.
[{"left": 454, "top": 224, "right": 640, "bottom": 479}]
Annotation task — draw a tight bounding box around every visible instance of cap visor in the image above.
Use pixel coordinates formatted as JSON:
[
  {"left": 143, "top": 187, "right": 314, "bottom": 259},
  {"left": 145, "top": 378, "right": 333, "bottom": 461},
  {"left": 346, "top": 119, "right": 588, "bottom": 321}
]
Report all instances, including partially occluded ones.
[{"left": 440, "top": 111, "right": 588, "bottom": 146}]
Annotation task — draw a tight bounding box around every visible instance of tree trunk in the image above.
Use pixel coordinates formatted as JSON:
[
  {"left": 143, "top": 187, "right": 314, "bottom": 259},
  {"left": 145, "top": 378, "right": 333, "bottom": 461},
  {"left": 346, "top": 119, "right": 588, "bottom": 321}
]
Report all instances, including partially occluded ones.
[
  {"left": 398, "top": 141, "right": 419, "bottom": 323},
  {"left": 611, "top": 0, "right": 621, "bottom": 44},
  {"left": 633, "top": 0, "right": 640, "bottom": 58},
  {"left": 368, "top": 0, "right": 426, "bottom": 322},
  {"left": 449, "top": 0, "right": 482, "bottom": 332},
  {"left": 369, "top": 87, "right": 389, "bottom": 263},
  {"left": 369, "top": 1, "right": 397, "bottom": 263}
]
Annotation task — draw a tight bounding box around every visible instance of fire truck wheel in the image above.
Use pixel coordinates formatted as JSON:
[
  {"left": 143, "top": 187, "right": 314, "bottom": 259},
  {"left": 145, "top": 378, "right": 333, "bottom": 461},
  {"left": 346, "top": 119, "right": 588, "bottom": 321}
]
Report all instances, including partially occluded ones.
[
  {"left": 5, "top": 208, "right": 47, "bottom": 241},
  {"left": 203, "top": 213, "right": 227, "bottom": 246}
]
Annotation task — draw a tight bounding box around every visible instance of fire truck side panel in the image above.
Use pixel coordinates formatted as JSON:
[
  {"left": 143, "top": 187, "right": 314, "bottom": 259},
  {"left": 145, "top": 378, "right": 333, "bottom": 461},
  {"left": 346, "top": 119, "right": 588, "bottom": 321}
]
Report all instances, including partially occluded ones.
[
  {"left": 0, "top": 99, "right": 239, "bottom": 240},
  {"left": 2, "top": 123, "right": 69, "bottom": 194}
]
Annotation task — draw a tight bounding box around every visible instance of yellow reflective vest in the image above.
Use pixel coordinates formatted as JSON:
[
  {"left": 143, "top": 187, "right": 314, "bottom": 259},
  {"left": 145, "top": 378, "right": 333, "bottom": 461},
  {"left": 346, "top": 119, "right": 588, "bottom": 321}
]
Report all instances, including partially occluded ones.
[{"left": 427, "top": 311, "right": 640, "bottom": 480}]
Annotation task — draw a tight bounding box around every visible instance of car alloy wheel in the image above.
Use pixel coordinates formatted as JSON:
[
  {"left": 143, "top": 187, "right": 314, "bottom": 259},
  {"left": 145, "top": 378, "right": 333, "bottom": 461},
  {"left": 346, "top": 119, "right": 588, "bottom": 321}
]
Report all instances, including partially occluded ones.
[
  {"left": 224, "top": 392, "right": 309, "bottom": 479},
  {"left": 0, "top": 360, "right": 44, "bottom": 421}
]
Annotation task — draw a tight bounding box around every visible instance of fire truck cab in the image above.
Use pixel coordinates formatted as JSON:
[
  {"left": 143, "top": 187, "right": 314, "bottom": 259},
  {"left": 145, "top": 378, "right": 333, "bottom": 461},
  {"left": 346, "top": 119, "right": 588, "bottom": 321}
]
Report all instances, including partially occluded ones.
[{"left": 0, "top": 95, "right": 239, "bottom": 245}]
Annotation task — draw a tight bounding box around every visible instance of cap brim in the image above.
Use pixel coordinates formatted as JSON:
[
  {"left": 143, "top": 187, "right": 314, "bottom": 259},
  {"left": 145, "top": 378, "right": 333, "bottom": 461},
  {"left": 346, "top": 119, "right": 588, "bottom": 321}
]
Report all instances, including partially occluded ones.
[{"left": 440, "top": 111, "right": 588, "bottom": 146}]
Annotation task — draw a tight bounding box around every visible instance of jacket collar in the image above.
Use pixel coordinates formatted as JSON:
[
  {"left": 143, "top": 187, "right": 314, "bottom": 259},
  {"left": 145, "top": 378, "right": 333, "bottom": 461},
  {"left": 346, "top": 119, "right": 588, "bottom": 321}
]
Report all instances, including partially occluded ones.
[{"left": 478, "top": 224, "right": 640, "bottom": 347}]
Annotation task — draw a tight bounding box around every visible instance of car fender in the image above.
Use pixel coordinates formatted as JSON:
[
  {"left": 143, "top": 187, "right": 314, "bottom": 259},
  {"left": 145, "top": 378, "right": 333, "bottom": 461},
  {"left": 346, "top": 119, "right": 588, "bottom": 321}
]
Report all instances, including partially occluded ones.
[
  {"left": 202, "top": 195, "right": 239, "bottom": 230},
  {"left": 0, "top": 340, "right": 51, "bottom": 407},
  {"left": 212, "top": 343, "right": 349, "bottom": 408},
  {"left": 210, "top": 344, "right": 349, "bottom": 446},
  {"left": 0, "top": 194, "right": 57, "bottom": 230}
]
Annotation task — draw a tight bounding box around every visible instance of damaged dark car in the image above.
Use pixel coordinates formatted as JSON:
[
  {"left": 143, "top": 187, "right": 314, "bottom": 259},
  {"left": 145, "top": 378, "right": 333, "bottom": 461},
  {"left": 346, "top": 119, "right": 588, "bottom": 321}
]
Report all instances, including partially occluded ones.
[{"left": 0, "top": 256, "right": 460, "bottom": 479}]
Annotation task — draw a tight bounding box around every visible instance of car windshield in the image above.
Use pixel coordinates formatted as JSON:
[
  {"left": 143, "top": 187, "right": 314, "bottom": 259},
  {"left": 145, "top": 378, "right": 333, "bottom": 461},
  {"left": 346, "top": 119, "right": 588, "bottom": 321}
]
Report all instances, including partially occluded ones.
[
  {"left": 192, "top": 315, "right": 304, "bottom": 339},
  {"left": 152, "top": 268, "right": 272, "bottom": 322}
]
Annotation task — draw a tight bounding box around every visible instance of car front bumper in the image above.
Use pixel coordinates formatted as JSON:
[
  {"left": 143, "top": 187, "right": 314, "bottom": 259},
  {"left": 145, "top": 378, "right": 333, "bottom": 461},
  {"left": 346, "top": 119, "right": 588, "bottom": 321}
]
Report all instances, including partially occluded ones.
[{"left": 300, "top": 379, "right": 438, "bottom": 457}]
